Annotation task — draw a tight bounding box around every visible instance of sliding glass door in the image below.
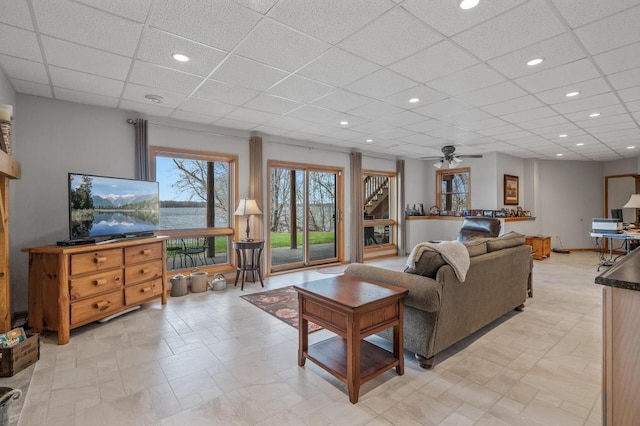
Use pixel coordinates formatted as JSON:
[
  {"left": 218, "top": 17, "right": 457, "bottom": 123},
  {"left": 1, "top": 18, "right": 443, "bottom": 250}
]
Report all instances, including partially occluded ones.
[{"left": 269, "top": 162, "right": 341, "bottom": 273}]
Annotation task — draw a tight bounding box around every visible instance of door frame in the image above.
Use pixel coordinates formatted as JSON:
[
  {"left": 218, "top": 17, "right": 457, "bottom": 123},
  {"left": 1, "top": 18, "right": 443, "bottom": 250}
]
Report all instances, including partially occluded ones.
[{"left": 267, "top": 160, "right": 344, "bottom": 274}]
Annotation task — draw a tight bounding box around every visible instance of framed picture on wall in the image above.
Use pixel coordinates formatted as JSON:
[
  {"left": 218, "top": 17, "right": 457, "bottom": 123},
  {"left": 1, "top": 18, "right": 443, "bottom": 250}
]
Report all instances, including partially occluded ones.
[{"left": 504, "top": 174, "right": 519, "bottom": 205}]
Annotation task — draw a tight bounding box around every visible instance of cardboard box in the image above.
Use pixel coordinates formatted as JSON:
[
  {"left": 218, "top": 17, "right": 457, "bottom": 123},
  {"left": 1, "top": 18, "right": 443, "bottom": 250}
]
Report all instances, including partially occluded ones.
[{"left": 0, "top": 333, "right": 39, "bottom": 377}]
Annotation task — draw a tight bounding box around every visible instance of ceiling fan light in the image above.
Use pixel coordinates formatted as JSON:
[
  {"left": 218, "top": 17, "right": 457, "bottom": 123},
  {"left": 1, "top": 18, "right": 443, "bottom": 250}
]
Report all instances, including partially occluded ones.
[
  {"left": 449, "top": 160, "right": 457, "bottom": 169},
  {"left": 453, "top": 157, "right": 463, "bottom": 163},
  {"left": 434, "top": 160, "right": 443, "bottom": 169}
]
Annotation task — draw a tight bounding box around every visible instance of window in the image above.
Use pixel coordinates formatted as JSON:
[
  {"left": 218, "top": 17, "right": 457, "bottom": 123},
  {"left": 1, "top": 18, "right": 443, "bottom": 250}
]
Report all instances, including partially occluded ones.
[
  {"left": 363, "top": 172, "right": 396, "bottom": 249},
  {"left": 436, "top": 168, "right": 470, "bottom": 211},
  {"left": 150, "top": 147, "right": 237, "bottom": 271}
]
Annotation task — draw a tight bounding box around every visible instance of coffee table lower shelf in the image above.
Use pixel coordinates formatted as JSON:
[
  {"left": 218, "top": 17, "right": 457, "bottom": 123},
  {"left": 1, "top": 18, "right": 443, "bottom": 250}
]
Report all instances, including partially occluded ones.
[{"left": 305, "top": 336, "right": 399, "bottom": 384}]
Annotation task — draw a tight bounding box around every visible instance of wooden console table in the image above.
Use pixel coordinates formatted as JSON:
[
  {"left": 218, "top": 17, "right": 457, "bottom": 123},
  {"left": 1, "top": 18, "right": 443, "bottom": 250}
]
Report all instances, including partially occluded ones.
[
  {"left": 294, "top": 275, "right": 408, "bottom": 403},
  {"left": 23, "top": 237, "right": 168, "bottom": 344}
]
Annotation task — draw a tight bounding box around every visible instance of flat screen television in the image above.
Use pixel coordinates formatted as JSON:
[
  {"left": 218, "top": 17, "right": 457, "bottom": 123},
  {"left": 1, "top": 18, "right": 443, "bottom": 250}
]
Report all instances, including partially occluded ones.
[{"left": 69, "top": 173, "right": 160, "bottom": 240}]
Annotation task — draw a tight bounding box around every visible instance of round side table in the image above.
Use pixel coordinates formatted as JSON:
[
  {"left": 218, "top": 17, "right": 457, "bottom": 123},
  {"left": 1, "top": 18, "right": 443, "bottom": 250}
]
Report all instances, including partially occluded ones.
[{"left": 232, "top": 240, "right": 265, "bottom": 290}]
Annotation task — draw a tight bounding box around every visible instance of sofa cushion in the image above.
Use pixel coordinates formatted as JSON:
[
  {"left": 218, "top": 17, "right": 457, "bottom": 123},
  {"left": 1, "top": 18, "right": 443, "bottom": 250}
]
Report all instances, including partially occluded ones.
[
  {"left": 487, "top": 231, "right": 526, "bottom": 252},
  {"left": 405, "top": 250, "right": 446, "bottom": 278},
  {"left": 464, "top": 238, "right": 488, "bottom": 257}
]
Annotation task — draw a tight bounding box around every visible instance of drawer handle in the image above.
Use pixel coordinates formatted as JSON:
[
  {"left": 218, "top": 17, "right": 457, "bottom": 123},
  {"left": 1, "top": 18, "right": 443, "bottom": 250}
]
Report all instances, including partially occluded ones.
[
  {"left": 93, "top": 256, "right": 107, "bottom": 264},
  {"left": 115, "top": 276, "right": 121, "bottom": 282},
  {"left": 141, "top": 286, "right": 152, "bottom": 294},
  {"left": 140, "top": 268, "right": 150, "bottom": 275},
  {"left": 93, "top": 278, "right": 107, "bottom": 286},
  {"left": 94, "top": 301, "right": 110, "bottom": 311},
  {"left": 140, "top": 249, "right": 151, "bottom": 255}
]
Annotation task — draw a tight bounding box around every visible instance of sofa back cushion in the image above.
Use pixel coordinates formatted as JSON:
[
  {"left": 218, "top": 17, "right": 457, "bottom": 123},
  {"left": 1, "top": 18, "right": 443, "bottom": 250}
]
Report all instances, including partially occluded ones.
[
  {"left": 464, "top": 238, "right": 488, "bottom": 257},
  {"left": 405, "top": 251, "right": 446, "bottom": 278},
  {"left": 486, "top": 231, "right": 526, "bottom": 252}
]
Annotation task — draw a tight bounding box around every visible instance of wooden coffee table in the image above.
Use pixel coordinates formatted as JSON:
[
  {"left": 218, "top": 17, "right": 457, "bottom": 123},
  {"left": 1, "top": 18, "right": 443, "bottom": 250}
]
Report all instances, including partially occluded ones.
[{"left": 294, "top": 275, "right": 408, "bottom": 403}]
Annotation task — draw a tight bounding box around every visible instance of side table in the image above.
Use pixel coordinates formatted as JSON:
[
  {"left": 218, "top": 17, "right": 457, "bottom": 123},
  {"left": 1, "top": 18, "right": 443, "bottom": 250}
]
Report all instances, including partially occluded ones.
[
  {"left": 232, "top": 240, "right": 264, "bottom": 290},
  {"left": 295, "top": 275, "right": 408, "bottom": 403},
  {"left": 525, "top": 235, "right": 551, "bottom": 260}
]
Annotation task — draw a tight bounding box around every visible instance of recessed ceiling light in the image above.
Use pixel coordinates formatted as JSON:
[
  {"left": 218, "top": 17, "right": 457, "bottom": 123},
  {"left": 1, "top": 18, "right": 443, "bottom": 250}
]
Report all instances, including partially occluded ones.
[
  {"left": 565, "top": 91, "right": 580, "bottom": 97},
  {"left": 527, "top": 58, "right": 544, "bottom": 66},
  {"left": 366, "top": 139, "right": 373, "bottom": 143},
  {"left": 409, "top": 98, "right": 420, "bottom": 103},
  {"left": 460, "top": 0, "right": 480, "bottom": 10},
  {"left": 556, "top": 153, "right": 564, "bottom": 157},
  {"left": 589, "top": 112, "right": 601, "bottom": 118},
  {"left": 627, "top": 146, "right": 636, "bottom": 150},
  {"left": 559, "top": 134, "right": 568, "bottom": 138},
  {"left": 144, "top": 94, "right": 164, "bottom": 104},
  {"left": 172, "top": 53, "right": 190, "bottom": 62},
  {"left": 340, "top": 120, "right": 349, "bottom": 126},
  {"left": 576, "top": 143, "right": 585, "bottom": 146}
]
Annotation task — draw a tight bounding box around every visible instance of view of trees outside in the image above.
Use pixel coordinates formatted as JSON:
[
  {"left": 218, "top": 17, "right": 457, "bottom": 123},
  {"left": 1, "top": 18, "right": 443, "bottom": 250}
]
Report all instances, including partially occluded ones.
[{"left": 440, "top": 171, "right": 469, "bottom": 211}]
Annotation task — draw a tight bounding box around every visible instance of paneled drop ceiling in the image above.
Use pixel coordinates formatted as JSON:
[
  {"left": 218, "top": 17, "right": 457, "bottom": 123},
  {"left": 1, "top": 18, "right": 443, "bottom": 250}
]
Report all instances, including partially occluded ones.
[{"left": 1, "top": 0, "right": 640, "bottom": 161}]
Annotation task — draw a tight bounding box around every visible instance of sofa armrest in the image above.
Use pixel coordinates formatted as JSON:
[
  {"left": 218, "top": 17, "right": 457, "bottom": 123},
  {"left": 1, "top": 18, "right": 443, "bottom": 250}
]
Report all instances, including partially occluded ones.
[{"left": 344, "top": 264, "right": 441, "bottom": 312}]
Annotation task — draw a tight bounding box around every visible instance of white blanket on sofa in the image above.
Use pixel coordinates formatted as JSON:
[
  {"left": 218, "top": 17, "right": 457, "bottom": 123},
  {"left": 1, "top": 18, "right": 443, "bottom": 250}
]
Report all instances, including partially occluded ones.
[{"left": 406, "top": 241, "right": 470, "bottom": 282}]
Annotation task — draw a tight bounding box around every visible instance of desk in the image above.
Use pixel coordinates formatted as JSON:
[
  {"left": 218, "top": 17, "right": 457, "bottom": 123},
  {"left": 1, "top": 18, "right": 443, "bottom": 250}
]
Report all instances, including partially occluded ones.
[
  {"left": 592, "top": 232, "right": 640, "bottom": 271},
  {"left": 232, "top": 240, "right": 264, "bottom": 290}
]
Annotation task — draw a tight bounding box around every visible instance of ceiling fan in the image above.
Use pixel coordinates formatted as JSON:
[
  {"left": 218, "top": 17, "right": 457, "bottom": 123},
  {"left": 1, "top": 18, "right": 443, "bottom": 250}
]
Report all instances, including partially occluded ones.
[{"left": 422, "top": 145, "right": 483, "bottom": 169}]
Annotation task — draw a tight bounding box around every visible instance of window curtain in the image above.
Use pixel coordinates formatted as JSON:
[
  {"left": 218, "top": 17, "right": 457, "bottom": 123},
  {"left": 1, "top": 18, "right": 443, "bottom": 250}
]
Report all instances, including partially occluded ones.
[
  {"left": 350, "top": 152, "right": 364, "bottom": 264},
  {"left": 397, "top": 159, "right": 405, "bottom": 256},
  {"left": 133, "top": 119, "right": 149, "bottom": 180},
  {"left": 249, "top": 135, "right": 263, "bottom": 240}
]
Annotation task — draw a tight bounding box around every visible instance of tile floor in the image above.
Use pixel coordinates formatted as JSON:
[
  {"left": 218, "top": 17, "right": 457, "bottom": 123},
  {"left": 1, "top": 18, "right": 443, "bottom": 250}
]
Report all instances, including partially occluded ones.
[{"left": 16, "top": 251, "right": 604, "bottom": 425}]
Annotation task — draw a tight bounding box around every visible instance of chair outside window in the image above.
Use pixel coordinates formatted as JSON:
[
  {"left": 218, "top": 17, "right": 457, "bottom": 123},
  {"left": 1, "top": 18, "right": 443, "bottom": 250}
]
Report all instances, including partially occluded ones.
[{"left": 177, "top": 237, "right": 209, "bottom": 268}]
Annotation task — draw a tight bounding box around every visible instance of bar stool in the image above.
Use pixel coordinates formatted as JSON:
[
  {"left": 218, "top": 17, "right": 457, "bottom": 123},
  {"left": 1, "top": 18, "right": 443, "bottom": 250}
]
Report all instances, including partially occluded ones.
[{"left": 233, "top": 240, "right": 264, "bottom": 290}]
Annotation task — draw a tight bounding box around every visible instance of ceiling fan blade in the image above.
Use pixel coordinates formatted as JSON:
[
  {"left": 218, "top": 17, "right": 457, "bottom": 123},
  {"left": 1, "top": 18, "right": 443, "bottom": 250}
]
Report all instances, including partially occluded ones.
[
  {"left": 419, "top": 156, "right": 442, "bottom": 160},
  {"left": 458, "top": 154, "right": 483, "bottom": 158}
]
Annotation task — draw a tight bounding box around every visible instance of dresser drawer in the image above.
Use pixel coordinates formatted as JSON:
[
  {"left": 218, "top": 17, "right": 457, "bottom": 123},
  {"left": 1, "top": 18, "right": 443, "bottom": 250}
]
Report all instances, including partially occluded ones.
[
  {"left": 69, "top": 269, "right": 123, "bottom": 301},
  {"left": 124, "top": 242, "right": 163, "bottom": 265},
  {"left": 125, "top": 260, "right": 163, "bottom": 286},
  {"left": 71, "top": 290, "right": 124, "bottom": 326},
  {"left": 125, "top": 278, "right": 163, "bottom": 305},
  {"left": 70, "top": 249, "right": 123, "bottom": 275}
]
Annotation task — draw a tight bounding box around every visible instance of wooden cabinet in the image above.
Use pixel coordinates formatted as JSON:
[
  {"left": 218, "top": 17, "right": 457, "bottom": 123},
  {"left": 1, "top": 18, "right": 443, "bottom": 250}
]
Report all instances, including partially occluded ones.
[
  {"left": 525, "top": 235, "right": 551, "bottom": 260},
  {"left": 23, "top": 237, "right": 168, "bottom": 344}
]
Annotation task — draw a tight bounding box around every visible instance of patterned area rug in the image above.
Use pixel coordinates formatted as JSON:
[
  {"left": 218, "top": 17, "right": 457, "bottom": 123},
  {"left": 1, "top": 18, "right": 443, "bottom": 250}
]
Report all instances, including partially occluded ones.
[{"left": 240, "top": 286, "right": 322, "bottom": 333}]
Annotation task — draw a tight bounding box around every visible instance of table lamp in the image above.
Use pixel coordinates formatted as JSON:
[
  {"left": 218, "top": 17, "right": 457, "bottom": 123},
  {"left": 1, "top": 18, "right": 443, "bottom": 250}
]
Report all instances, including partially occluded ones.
[
  {"left": 623, "top": 194, "right": 640, "bottom": 226},
  {"left": 234, "top": 199, "right": 262, "bottom": 241}
]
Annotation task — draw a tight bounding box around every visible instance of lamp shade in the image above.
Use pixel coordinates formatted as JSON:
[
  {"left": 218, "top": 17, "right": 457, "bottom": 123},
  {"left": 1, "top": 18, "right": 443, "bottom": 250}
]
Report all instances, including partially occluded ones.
[
  {"left": 234, "top": 199, "right": 262, "bottom": 216},
  {"left": 623, "top": 194, "right": 640, "bottom": 209}
]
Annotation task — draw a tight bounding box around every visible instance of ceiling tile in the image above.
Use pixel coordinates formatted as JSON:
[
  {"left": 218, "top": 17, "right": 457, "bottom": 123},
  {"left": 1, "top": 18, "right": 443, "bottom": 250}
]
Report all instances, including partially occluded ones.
[
  {"left": 413, "top": 98, "right": 473, "bottom": 120},
  {"left": 627, "top": 100, "right": 640, "bottom": 112},
  {"left": 455, "top": 82, "right": 527, "bottom": 108},
  {"left": 403, "top": 119, "right": 446, "bottom": 133},
  {"left": 42, "top": 36, "right": 131, "bottom": 80},
  {"left": 0, "top": 1, "right": 33, "bottom": 30},
  {"left": 349, "top": 101, "right": 403, "bottom": 120},
  {"left": 501, "top": 106, "right": 557, "bottom": 123},
  {"left": 49, "top": 66, "right": 124, "bottom": 98},
  {"left": 339, "top": 8, "right": 442, "bottom": 66},
  {"left": 0, "top": 24, "right": 42, "bottom": 62},
  {"left": 137, "top": 28, "right": 227, "bottom": 77},
  {"left": 312, "top": 90, "right": 372, "bottom": 112},
  {"left": 575, "top": 113, "right": 634, "bottom": 129},
  {"left": 0, "top": 55, "right": 47, "bottom": 84},
  {"left": 587, "top": 120, "right": 638, "bottom": 134},
  {"left": 213, "top": 117, "right": 258, "bottom": 130},
  {"left": 179, "top": 97, "right": 237, "bottom": 117},
  {"left": 232, "top": 0, "right": 279, "bottom": 14},
  {"left": 265, "top": 115, "right": 312, "bottom": 131},
  {"left": 381, "top": 111, "right": 428, "bottom": 127},
  {"left": 286, "top": 105, "right": 341, "bottom": 123},
  {"left": 487, "top": 33, "right": 585, "bottom": 79},
  {"left": 234, "top": 19, "right": 330, "bottom": 72},
  {"left": 452, "top": 0, "right": 565, "bottom": 60},
  {"left": 53, "top": 87, "right": 119, "bottom": 108},
  {"left": 225, "top": 107, "right": 279, "bottom": 124},
  {"left": 481, "top": 96, "right": 545, "bottom": 116},
  {"left": 517, "top": 116, "right": 570, "bottom": 130},
  {"left": 459, "top": 118, "right": 510, "bottom": 131},
  {"left": 551, "top": 0, "right": 640, "bottom": 28},
  {"left": 427, "top": 63, "right": 505, "bottom": 96},
  {"left": 241, "top": 94, "right": 302, "bottom": 114},
  {"left": 383, "top": 85, "right": 448, "bottom": 109},
  {"left": 574, "top": 5, "right": 640, "bottom": 55},
  {"left": 193, "top": 80, "right": 259, "bottom": 106},
  {"left": 402, "top": 0, "right": 526, "bottom": 37},
  {"left": 515, "top": 59, "right": 600, "bottom": 93},
  {"left": 593, "top": 42, "right": 640, "bottom": 74},
  {"left": 618, "top": 86, "right": 640, "bottom": 102},
  {"left": 211, "top": 55, "right": 288, "bottom": 91},
  {"left": 443, "top": 109, "right": 493, "bottom": 125},
  {"left": 129, "top": 61, "right": 203, "bottom": 95},
  {"left": 11, "top": 79, "right": 52, "bottom": 98},
  {"left": 563, "top": 103, "right": 627, "bottom": 121},
  {"left": 551, "top": 92, "right": 620, "bottom": 114},
  {"left": 119, "top": 99, "right": 173, "bottom": 117},
  {"left": 476, "top": 124, "right": 523, "bottom": 136},
  {"left": 32, "top": 0, "right": 142, "bottom": 56},
  {"left": 169, "top": 110, "right": 217, "bottom": 124},
  {"left": 377, "top": 127, "right": 417, "bottom": 139},
  {"left": 297, "top": 48, "right": 379, "bottom": 87},
  {"left": 535, "top": 78, "right": 611, "bottom": 104},
  {"left": 350, "top": 121, "right": 394, "bottom": 135},
  {"left": 345, "top": 69, "right": 416, "bottom": 99},
  {"left": 269, "top": 0, "right": 391, "bottom": 44},
  {"left": 75, "top": 0, "right": 152, "bottom": 22},
  {"left": 268, "top": 75, "right": 335, "bottom": 103},
  {"left": 122, "top": 83, "right": 187, "bottom": 108},
  {"left": 390, "top": 40, "right": 478, "bottom": 83},
  {"left": 295, "top": 122, "right": 340, "bottom": 136},
  {"left": 609, "top": 67, "right": 640, "bottom": 91},
  {"left": 493, "top": 131, "right": 536, "bottom": 141},
  {"left": 150, "top": 0, "right": 261, "bottom": 51}
]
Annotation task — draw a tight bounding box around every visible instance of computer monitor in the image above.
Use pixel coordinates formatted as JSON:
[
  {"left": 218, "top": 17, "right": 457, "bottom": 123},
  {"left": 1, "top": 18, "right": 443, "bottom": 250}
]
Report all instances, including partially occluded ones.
[{"left": 611, "top": 209, "right": 623, "bottom": 220}]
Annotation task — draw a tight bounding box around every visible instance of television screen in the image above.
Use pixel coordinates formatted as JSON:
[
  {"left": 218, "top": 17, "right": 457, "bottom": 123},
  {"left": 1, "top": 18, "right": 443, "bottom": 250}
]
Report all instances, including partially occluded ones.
[{"left": 69, "top": 173, "right": 160, "bottom": 240}]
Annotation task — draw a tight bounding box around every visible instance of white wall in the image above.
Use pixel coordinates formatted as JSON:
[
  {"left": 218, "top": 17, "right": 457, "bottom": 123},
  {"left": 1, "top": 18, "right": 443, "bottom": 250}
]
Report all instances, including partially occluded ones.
[
  {"left": 603, "top": 157, "right": 638, "bottom": 175},
  {"left": 496, "top": 152, "right": 526, "bottom": 209},
  {"left": 0, "top": 70, "right": 16, "bottom": 112}
]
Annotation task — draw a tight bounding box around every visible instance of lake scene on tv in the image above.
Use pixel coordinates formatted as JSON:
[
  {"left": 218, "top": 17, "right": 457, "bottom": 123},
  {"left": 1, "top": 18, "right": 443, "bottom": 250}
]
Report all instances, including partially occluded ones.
[{"left": 70, "top": 174, "right": 160, "bottom": 239}]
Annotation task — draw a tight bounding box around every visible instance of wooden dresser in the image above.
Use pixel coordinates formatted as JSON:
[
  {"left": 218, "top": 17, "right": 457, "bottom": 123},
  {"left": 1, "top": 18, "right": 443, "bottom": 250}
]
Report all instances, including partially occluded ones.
[{"left": 23, "top": 237, "right": 168, "bottom": 344}]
